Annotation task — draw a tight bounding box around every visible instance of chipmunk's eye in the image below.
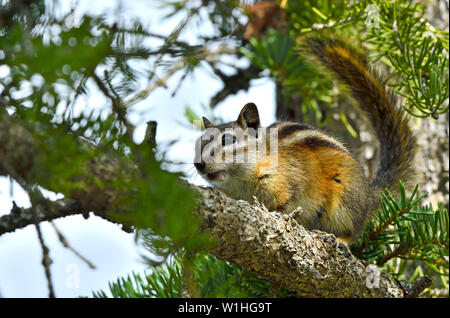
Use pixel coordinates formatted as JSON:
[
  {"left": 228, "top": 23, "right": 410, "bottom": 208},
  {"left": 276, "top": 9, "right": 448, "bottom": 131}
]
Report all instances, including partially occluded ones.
[{"left": 222, "top": 134, "right": 236, "bottom": 146}]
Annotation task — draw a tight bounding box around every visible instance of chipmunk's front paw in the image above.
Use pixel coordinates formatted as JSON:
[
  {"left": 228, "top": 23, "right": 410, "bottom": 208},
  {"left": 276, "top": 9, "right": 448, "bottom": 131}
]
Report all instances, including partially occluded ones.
[
  {"left": 335, "top": 237, "right": 352, "bottom": 258},
  {"left": 312, "top": 229, "right": 337, "bottom": 244},
  {"left": 313, "top": 230, "right": 352, "bottom": 258}
]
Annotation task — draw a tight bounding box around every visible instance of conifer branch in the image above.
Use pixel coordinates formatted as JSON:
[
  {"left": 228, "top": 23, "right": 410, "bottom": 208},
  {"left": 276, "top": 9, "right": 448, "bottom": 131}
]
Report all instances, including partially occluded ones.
[{"left": 123, "top": 45, "right": 237, "bottom": 106}]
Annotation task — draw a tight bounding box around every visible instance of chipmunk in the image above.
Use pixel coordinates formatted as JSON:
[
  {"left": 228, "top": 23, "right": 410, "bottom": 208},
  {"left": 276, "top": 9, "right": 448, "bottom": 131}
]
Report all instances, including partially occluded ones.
[{"left": 194, "top": 37, "right": 415, "bottom": 244}]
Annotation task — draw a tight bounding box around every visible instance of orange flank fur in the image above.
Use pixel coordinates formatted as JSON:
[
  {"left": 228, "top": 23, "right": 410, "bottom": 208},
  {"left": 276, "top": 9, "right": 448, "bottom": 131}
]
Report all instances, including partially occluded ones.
[{"left": 294, "top": 146, "right": 347, "bottom": 213}]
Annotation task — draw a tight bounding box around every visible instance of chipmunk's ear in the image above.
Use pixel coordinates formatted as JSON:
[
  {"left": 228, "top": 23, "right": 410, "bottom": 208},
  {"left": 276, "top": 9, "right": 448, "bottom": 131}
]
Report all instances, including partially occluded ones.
[
  {"left": 237, "top": 103, "right": 260, "bottom": 130},
  {"left": 202, "top": 116, "right": 214, "bottom": 129}
]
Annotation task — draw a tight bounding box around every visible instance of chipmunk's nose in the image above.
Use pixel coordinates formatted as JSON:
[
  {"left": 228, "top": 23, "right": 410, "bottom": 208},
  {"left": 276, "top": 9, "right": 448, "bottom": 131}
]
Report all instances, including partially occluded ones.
[{"left": 194, "top": 162, "right": 206, "bottom": 171}]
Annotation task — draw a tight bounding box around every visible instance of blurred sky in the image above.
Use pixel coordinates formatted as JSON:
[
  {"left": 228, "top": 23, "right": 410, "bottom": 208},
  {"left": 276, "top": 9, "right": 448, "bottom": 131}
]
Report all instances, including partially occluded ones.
[{"left": 0, "top": 0, "right": 275, "bottom": 297}]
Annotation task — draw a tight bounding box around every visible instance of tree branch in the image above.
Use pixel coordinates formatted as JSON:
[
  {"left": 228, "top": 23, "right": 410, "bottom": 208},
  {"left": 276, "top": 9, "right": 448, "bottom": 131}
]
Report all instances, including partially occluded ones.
[
  {"left": 123, "top": 45, "right": 237, "bottom": 106},
  {"left": 0, "top": 199, "right": 85, "bottom": 236},
  {"left": 194, "top": 186, "right": 408, "bottom": 298},
  {"left": 209, "top": 64, "right": 262, "bottom": 107}
]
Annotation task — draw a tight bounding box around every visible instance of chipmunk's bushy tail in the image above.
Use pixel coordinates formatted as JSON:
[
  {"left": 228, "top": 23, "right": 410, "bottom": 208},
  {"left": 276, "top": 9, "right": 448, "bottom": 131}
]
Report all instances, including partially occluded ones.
[{"left": 305, "top": 37, "right": 415, "bottom": 194}]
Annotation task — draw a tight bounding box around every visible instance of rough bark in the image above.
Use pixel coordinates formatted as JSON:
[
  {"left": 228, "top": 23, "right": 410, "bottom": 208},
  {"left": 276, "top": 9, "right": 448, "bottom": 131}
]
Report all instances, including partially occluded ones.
[
  {"left": 0, "top": 116, "right": 429, "bottom": 297},
  {"left": 196, "top": 186, "right": 405, "bottom": 298},
  {"left": 416, "top": 0, "right": 450, "bottom": 208}
]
